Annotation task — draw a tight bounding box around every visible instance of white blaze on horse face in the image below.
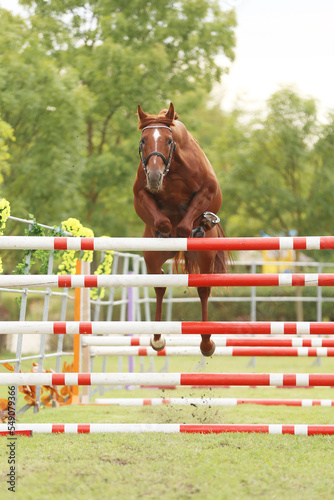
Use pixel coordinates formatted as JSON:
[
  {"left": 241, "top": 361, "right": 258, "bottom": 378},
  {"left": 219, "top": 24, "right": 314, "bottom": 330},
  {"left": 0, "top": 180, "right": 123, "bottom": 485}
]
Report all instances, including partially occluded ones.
[
  {"left": 145, "top": 127, "right": 165, "bottom": 192},
  {"left": 153, "top": 128, "right": 161, "bottom": 149},
  {"left": 151, "top": 128, "right": 161, "bottom": 166}
]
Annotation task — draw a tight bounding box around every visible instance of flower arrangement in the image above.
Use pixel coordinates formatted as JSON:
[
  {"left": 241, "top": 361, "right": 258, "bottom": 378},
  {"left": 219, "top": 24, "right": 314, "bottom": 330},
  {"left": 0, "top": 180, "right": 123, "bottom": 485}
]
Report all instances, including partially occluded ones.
[
  {"left": 3, "top": 361, "right": 75, "bottom": 407},
  {"left": 0, "top": 198, "right": 10, "bottom": 273},
  {"left": 1, "top": 206, "right": 114, "bottom": 299},
  {"left": 91, "top": 237, "right": 114, "bottom": 300},
  {"left": 58, "top": 218, "right": 94, "bottom": 275},
  {"left": 58, "top": 219, "right": 114, "bottom": 299},
  {"left": 0, "top": 198, "right": 10, "bottom": 234}
]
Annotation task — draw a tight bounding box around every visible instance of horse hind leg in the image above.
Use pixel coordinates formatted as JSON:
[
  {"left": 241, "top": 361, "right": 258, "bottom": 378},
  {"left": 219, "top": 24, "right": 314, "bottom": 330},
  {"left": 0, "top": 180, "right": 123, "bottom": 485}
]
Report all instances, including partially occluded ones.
[
  {"left": 193, "top": 246, "right": 217, "bottom": 356},
  {"left": 198, "top": 286, "right": 216, "bottom": 357}
]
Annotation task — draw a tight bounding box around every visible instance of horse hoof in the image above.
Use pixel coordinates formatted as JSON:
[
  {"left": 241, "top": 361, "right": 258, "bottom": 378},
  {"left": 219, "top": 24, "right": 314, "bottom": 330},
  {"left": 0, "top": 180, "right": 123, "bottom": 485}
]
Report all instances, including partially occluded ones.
[
  {"left": 150, "top": 335, "right": 166, "bottom": 352},
  {"left": 200, "top": 341, "right": 216, "bottom": 357},
  {"left": 191, "top": 226, "right": 205, "bottom": 238},
  {"left": 156, "top": 231, "right": 171, "bottom": 238}
]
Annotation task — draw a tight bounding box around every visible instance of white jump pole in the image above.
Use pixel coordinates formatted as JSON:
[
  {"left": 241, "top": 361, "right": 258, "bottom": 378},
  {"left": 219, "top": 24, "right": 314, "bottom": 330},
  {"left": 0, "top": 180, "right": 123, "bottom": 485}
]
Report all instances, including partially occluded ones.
[
  {"left": 0, "top": 273, "right": 333, "bottom": 288},
  {"left": 1, "top": 423, "right": 334, "bottom": 435},
  {"left": 0, "top": 235, "right": 334, "bottom": 251},
  {"left": 0, "top": 321, "right": 333, "bottom": 335},
  {"left": 81, "top": 335, "right": 334, "bottom": 348},
  {"left": 88, "top": 345, "right": 334, "bottom": 357},
  {"left": 94, "top": 397, "right": 334, "bottom": 407},
  {"left": 0, "top": 372, "right": 334, "bottom": 386}
]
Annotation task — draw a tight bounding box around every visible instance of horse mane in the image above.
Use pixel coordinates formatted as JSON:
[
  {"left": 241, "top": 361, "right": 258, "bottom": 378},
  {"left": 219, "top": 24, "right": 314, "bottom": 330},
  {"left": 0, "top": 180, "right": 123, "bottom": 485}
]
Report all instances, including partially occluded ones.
[{"left": 138, "top": 109, "right": 179, "bottom": 130}]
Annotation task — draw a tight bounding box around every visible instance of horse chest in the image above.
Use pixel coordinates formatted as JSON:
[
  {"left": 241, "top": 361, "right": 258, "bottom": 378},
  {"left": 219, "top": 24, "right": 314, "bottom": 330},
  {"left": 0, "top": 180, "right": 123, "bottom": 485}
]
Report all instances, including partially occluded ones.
[{"left": 153, "top": 183, "right": 194, "bottom": 215}]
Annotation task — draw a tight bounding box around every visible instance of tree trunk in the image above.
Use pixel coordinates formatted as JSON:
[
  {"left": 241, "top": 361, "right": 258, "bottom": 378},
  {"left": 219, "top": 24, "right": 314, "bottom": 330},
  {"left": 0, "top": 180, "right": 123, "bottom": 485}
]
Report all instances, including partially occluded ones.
[{"left": 87, "top": 119, "right": 93, "bottom": 155}]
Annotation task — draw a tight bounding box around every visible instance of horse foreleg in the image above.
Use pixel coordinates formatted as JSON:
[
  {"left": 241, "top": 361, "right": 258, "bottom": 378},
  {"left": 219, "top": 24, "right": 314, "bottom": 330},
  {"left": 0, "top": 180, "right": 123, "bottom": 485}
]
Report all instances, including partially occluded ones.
[
  {"left": 134, "top": 189, "right": 172, "bottom": 237},
  {"left": 198, "top": 286, "right": 216, "bottom": 357},
  {"left": 144, "top": 244, "right": 175, "bottom": 352},
  {"left": 150, "top": 283, "right": 167, "bottom": 351}
]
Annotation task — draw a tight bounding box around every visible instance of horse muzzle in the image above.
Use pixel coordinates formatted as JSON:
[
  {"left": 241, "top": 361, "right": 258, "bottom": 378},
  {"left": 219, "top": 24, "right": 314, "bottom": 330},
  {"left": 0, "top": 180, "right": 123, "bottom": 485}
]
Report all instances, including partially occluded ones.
[{"left": 146, "top": 171, "right": 163, "bottom": 192}]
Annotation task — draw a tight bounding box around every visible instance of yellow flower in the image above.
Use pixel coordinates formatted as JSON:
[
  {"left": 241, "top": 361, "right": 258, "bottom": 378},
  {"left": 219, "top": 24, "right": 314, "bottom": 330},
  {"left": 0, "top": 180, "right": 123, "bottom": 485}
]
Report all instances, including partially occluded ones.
[
  {"left": 0, "top": 198, "right": 10, "bottom": 274},
  {"left": 90, "top": 236, "right": 114, "bottom": 300},
  {"left": 58, "top": 218, "right": 94, "bottom": 275},
  {"left": 0, "top": 198, "right": 10, "bottom": 236},
  {"left": 58, "top": 222, "right": 114, "bottom": 299}
]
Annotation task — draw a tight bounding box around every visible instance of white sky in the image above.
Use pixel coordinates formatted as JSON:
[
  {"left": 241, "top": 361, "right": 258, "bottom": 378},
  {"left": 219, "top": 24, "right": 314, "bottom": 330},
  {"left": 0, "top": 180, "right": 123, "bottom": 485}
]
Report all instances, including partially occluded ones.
[
  {"left": 219, "top": 0, "right": 334, "bottom": 119},
  {"left": 1, "top": 0, "right": 333, "bottom": 119}
]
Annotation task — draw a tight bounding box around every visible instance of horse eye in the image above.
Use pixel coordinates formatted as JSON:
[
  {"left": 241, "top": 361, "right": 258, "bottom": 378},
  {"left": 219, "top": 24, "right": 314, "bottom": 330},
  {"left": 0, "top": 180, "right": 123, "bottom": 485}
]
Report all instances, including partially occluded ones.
[
  {"left": 167, "top": 139, "right": 172, "bottom": 145},
  {"left": 141, "top": 138, "right": 145, "bottom": 145}
]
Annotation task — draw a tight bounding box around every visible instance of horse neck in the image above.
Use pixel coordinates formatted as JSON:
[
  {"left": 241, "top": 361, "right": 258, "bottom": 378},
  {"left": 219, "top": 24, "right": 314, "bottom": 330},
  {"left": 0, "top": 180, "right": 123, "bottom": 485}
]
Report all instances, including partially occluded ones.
[{"left": 173, "top": 123, "right": 206, "bottom": 167}]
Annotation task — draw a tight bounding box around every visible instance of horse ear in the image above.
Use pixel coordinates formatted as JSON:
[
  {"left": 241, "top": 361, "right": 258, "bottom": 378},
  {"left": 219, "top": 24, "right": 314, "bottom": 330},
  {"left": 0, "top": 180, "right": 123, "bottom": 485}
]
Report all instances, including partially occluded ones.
[
  {"left": 137, "top": 104, "right": 148, "bottom": 123},
  {"left": 165, "top": 102, "right": 175, "bottom": 121}
]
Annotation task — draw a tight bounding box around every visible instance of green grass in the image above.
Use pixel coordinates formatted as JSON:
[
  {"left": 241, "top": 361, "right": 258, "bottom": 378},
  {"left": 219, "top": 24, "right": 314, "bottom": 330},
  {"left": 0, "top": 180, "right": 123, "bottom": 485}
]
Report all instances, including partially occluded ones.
[
  {"left": 1, "top": 353, "right": 334, "bottom": 499},
  {"left": 1, "top": 286, "right": 334, "bottom": 499},
  {"left": 1, "top": 400, "right": 334, "bottom": 500}
]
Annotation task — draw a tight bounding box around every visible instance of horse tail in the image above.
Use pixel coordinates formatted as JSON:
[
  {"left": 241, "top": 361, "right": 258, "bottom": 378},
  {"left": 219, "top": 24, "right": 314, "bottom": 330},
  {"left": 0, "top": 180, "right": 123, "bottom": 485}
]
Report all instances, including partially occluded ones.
[
  {"left": 214, "top": 224, "right": 231, "bottom": 274},
  {"left": 173, "top": 251, "right": 188, "bottom": 274},
  {"left": 173, "top": 224, "right": 231, "bottom": 275}
]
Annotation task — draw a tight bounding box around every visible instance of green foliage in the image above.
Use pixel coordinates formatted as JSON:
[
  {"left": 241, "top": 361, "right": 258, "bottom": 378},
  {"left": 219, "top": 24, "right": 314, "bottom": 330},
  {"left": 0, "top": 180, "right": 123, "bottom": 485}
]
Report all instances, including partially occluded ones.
[
  {"left": 1, "top": 1, "right": 236, "bottom": 235},
  {"left": 0, "top": 9, "right": 88, "bottom": 222},
  {"left": 0, "top": 116, "right": 14, "bottom": 187},
  {"left": 194, "top": 87, "right": 334, "bottom": 242},
  {"left": 13, "top": 214, "right": 49, "bottom": 275},
  {"left": 222, "top": 87, "right": 319, "bottom": 236},
  {"left": 309, "top": 114, "right": 334, "bottom": 234},
  {"left": 1, "top": 4, "right": 333, "bottom": 248}
]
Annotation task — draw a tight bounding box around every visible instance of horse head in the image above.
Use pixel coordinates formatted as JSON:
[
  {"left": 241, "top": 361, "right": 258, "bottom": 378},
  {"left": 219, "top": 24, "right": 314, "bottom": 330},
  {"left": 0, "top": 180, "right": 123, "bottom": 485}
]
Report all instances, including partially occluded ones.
[{"left": 138, "top": 103, "right": 177, "bottom": 193}]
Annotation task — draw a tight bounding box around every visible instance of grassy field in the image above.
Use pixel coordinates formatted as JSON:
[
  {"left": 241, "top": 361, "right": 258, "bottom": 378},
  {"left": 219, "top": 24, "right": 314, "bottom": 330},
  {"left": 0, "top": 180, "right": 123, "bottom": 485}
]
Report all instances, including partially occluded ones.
[
  {"left": 1, "top": 250, "right": 334, "bottom": 498},
  {"left": 1, "top": 353, "right": 334, "bottom": 500}
]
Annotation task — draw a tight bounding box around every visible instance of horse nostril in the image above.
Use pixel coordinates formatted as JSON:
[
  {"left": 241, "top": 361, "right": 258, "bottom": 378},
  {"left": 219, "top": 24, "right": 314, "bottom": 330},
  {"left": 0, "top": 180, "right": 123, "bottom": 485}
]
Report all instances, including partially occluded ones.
[{"left": 148, "top": 172, "right": 162, "bottom": 183}]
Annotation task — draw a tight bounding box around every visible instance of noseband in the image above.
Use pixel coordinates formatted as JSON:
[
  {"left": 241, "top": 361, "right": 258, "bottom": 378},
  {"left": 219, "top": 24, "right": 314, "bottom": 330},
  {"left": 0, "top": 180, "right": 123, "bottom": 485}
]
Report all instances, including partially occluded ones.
[{"left": 139, "top": 125, "right": 176, "bottom": 176}]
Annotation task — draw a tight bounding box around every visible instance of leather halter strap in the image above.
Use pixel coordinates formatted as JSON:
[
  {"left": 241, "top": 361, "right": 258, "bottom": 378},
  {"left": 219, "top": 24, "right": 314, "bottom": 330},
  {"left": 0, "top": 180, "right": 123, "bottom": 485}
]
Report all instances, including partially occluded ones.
[
  {"left": 139, "top": 126, "right": 176, "bottom": 176},
  {"left": 141, "top": 125, "right": 173, "bottom": 134}
]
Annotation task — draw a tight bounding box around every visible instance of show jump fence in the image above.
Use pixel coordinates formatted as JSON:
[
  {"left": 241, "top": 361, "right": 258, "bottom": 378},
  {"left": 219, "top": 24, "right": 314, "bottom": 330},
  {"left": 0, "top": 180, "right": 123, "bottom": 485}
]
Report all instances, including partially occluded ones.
[{"left": 1, "top": 234, "right": 334, "bottom": 435}]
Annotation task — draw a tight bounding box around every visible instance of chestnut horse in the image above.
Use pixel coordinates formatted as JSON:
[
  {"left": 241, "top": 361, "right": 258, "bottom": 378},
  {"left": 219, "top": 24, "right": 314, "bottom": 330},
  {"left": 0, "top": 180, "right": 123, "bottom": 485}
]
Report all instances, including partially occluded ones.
[{"left": 133, "top": 103, "right": 228, "bottom": 356}]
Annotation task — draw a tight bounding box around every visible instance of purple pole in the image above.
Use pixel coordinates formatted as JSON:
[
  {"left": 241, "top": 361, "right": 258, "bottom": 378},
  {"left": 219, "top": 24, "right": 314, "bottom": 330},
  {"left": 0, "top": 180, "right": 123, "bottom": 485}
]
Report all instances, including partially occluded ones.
[
  {"left": 127, "top": 283, "right": 134, "bottom": 374},
  {"left": 126, "top": 273, "right": 134, "bottom": 390}
]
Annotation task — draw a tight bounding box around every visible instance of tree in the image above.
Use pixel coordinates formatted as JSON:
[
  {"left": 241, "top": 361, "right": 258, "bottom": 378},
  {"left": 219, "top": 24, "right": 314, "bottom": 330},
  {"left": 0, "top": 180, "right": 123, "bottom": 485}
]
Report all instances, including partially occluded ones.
[
  {"left": 222, "top": 87, "right": 322, "bottom": 237},
  {"left": 14, "top": 0, "right": 236, "bottom": 234},
  {"left": 309, "top": 114, "right": 334, "bottom": 235},
  {"left": 0, "top": 9, "right": 88, "bottom": 223},
  {"left": 0, "top": 115, "right": 14, "bottom": 189}
]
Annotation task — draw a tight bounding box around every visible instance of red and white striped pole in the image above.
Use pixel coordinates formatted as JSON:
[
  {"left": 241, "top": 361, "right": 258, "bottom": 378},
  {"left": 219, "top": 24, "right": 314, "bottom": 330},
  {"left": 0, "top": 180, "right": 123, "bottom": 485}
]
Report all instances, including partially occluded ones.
[
  {"left": 94, "top": 397, "right": 334, "bottom": 407},
  {"left": 88, "top": 345, "right": 334, "bottom": 357},
  {"left": 0, "top": 321, "right": 333, "bottom": 336},
  {"left": 0, "top": 273, "right": 333, "bottom": 287},
  {"left": 1, "top": 372, "right": 333, "bottom": 387},
  {"left": 1, "top": 423, "right": 334, "bottom": 435},
  {"left": 1, "top": 235, "right": 334, "bottom": 251},
  {"left": 82, "top": 335, "right": 334, "bottom": 348}
]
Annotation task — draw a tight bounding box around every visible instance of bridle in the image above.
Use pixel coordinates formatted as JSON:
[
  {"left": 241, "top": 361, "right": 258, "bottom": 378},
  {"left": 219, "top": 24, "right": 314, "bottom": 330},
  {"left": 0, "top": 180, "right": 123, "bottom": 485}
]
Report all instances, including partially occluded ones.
[{"left": 139, "top": 125, "right": 176, "bottom": 176}]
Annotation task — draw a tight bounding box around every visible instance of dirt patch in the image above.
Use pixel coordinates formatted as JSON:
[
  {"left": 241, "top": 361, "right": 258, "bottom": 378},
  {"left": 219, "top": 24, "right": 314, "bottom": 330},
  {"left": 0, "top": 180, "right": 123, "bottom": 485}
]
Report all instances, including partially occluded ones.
[{"left": 112, "top": 458, "right": 132, "bottom": 466}]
